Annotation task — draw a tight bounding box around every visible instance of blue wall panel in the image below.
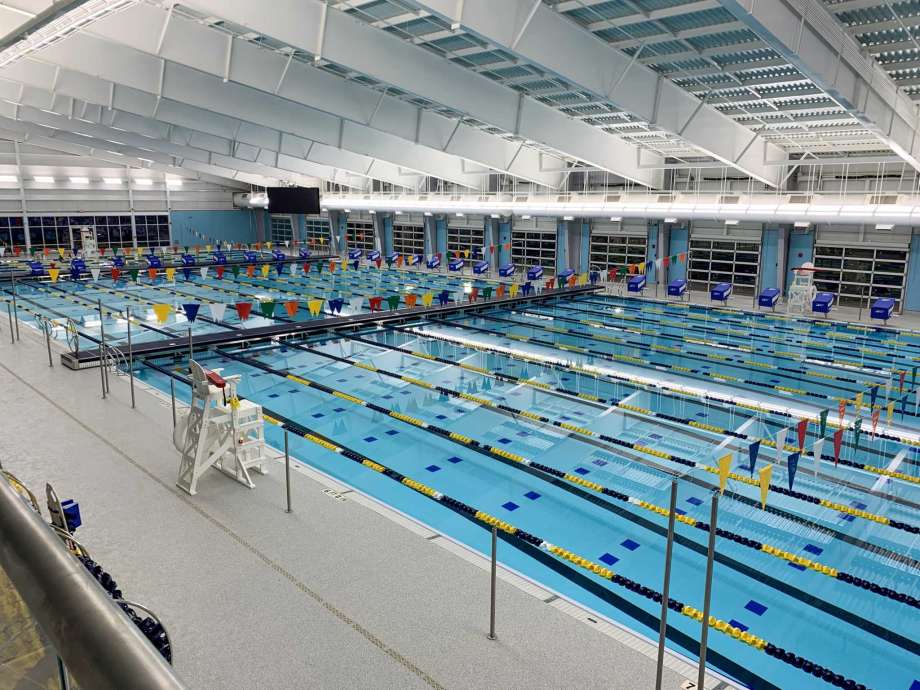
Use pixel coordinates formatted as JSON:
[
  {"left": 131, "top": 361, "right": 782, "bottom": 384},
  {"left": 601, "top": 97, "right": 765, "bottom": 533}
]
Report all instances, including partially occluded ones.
[
  {"left": 905, "top": 230, "right": 920, "bottom": 312},
  {"left": 170, "top": 210, "right": 256, "bottom": 247},
  {"left": 760, "top": 228, "right": 779, "bottom": 291},
  {"left": 786, "top": 229, "right": 815, "bottom": 293},
  {"left": 498, "top": 220, "right": 512, "bottom": 267},
  {"left": 667, "top": 225, "right": 688, "bottom": 282}
]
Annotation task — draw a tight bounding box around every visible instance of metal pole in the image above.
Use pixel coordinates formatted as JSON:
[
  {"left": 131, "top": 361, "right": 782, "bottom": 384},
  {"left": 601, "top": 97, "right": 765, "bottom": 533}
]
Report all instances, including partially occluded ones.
[
  {"left": 43, "top": 319, "right": 53, "bottom": 367},
  {"left": 284, "top": 429, "right": 292, "bottom": 514},
  {"left": 98, "top": 301, "right": 106, "bottom": 400},
  {"left": 188, "top": 325, "right": 194, "bottom": 367},
  {"left": 11, "top": 274, "right": 20, "bottom": 341},
  {"left": 126, "top": 307, "right": 135, "bottom": 409},
  {"left": 7, "top": 301, "right": 14, "bottom": 344},
  {"left": 697, "top": 493, "right": 719, "bottom": 689},
  {"left": 655, "top": 480, "right": 678, "bottom": 690},
  {"left": 488, "top": 524, "right": 497, "bottom": 640},
  {"left": 169, "top": 377, "right": 176, "bottom": 428}
]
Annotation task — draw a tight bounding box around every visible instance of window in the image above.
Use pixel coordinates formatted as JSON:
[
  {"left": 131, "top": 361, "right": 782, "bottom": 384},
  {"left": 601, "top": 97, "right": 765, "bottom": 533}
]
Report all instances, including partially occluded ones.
[
  {"left": 0, "top": 216, "right": 24, "bottom": 249},
  {"left": 270, "top": 214, "right": 294, "bottom": 245},
  {"left": 392, "top": 223, "right": 424, "bottom": 255},
  {"left": 303, "top": 215, "right": 329, "bottom": 248},
  {"left": 589, "top": 233, "right": 647, "bottom": 271},
  {"left": 448, "top": 224, "right": 484, "bottom": 258},
  {"left": 813, "top": 245, "right": 908, "bottom": 310},
  {"left": 688, "top": 239, "right": 760, "bottom": 296},
  {"left": 512, "top": 228, "right": 556, "bottom": 270},
  {"left": 27, "top": 216, "right": 70, "bottom": 249},
  {"left": 346, "top": 220, "right": 375, "bottom": 251},
  {"left": 134, "top": 215, "right": 170, "bottom": 248}
]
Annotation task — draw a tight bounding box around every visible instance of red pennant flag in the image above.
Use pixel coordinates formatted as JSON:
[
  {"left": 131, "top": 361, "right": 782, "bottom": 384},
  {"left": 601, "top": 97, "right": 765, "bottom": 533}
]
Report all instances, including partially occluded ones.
[
  {"left": 43, "top": 247, "right": 50, "bottom": 256},
  {"left": 833, "top": 428, "right": 843, "bottom": 465},
  {"left": 490, "top": 245, "right": 495, "bottom": 255},
  {"left": 871, "top": 408, "right": 880, "bottom": 436},
  {"left": 303, "top": 262, "right": 311, "bottom": 273},
  {"left": 111, "top": 267, "right": 121, "bottom": 281},
  {"left": 328, "top": 259, "right": 336, "bottom": 273},
  {"left": 899, "top": 371, "right": 906, "bottom": 392},
  {"left": 468, "top": 287, "right": 479, "bottom": 302},
  {"left": 99, "top": 246, "right": 106, "bottom": 256},
  {"left": 375, "top": 257, "right": 382, "bottom": 268},
  {"left": 838, "top": 398, "right": 846, "bottom": 422},
  {"left": 216, "top": 265, "right": 225, "bottom": 279},
  {"left": 608, "top": 267, "right": 619, "bottom": 282},
  {"left": 545, "top": 278, "right": 555, "bottom": 290},
  {"left": 284, "top": 300, "right": 298, "bottom": 317},
  {"left": 254, "top": 242, "right": 261, "bottom": 250},
  {"left": 13, "top": 246, "right": 21, "bottom": 256},
  {"left": 796, "top": 418, "right": 808, "bottom": 450},
  {"left": 235, "top": 302, "right": 252, "bottom": 320},
  {"left": 246, "top": 264, "right": 255, "bottom": 277},
  {"left": 662, "top": 256, "right": 670, "bottom": 268},
  {"left": 147, "top": 267, "right": 157, "bottom": 280}
]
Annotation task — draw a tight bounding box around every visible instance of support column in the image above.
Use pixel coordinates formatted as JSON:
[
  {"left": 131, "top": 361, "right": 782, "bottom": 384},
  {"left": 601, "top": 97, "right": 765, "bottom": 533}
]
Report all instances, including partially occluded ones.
[
  {"left": 435, "top": 215, "right": 448, "bottom": 260},
  {"left": 327, "top": 210, "right": 348, "bottom": 254},
  {"left": 785, "top": 225, "right": 814, "bottom": 294},
  {"left": 667, "top": 224, "right": 689, "bottom": 282},
  {"left": 423, "top": 215, "right": 436, "bottom": 258},
  {"left": 484, "top": 216, "right": 497, "bottom": 269},
  {"left": 295, "top": 213, "right": 306, "bottom": 247},
  {"left": 556, "top": 218, "right": 569, "bottom": 273},
  {"left": 646, "top": 221, "right": 660, "bottom": 284},
  {"left": 759, "top": 227, "right": 782, "bottom": 292},
  {"left": 498, "top": 217, "right": 512, "bottom": 267},
  {"left": 382, "top": 213, "right": 394, "bottom": 255},
  {"left": 905, "top": 229, "right": 920, "bottom": 312},
  {"left": 579, "top": 219, "right": 590, "bottom": 273}
]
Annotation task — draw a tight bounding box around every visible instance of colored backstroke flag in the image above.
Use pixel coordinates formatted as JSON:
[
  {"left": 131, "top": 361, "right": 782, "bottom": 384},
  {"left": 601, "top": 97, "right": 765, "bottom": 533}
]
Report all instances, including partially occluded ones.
[
  {"left": 307, "top": 299, "right": 323, "bottom": 316},
  {"left": 838, "top": 398, "right": 846, "bottom": 423},
  {"left": 152, "top": 303, "right": 172, "bottom": 323},
  {"left": 200, "top": 266, "right": 209, "bottom": 279},
  {"left": 812, "top": 438, "right": 824, "bottom": 476},
  {"left": 129, "top": 268, "right": 139, "bottom": 282},
  {"left": 639, "top": 261, "right": 646, "bottom": 274},
  {"left": 246, "top": 264, "right": 255, "bottom": 278},
  {"left": 48, "top": 267, "right": 60, "bottom": 283},
  {"left": 182, "top": 303, "right": 200, "bottom": 322},
  {"left": 147, "top": 267, "right": 158, "bottom": 280},
  {"left": 854, "top": 391, "right": 863, "bottom": 411},
  {"left": 717, "top": 453, "right": 732, "bottom": 494},
  {"left": 405, "top": 293, "right": 418, "bottom": 308},
  {"left": 208, "top": 302, "right": 226, "bottom": 322},
  {"left": 348, "top": 296, "right": 363, "bottom": 312},
  {"left": 662, "top": 256, "right": 670, "bottom": 268},
  {"left": 387, "top": 294, "right": 401, "bottom": 310},
  {"left": 421, "top": 291, "right": 434, "bottom": 307},
  {"left": 261, "top": 264, "right": 270, "bottom": 278},
  {"left": 111, "top": 267, "right": 121, "bottom": 282},
  {"left": 818, "top": 409, "right": 828, "bottom": 438},
  {"left": 216, "top": 266, "right": 225, "bottom": 280},
  {"left": 496, "top": 283, "right": 505, "bottom": 299},
  {"left": 510, "top": 283, "right": 519, "bottom": 298},
  {"left": 182, "top": 267, "right": 191, "bottom": 280},
  {"left": 853, "top": 418, "right": 863, "bottom": 447},
  {"left": 886, "top": 400, "right": 895, "bottom": 422},
  {"left": 284, "top": 300, "right": 298, "bottom": 317},
  {"left": 259, "top": 300, "right": 276, "bottom": 318},
  {"left": 678, "top": 252, "right": 687, "bottom": 263},
  {"left": 375, "top": 257, "right": 382, "bottom": 268},
  {"left": 912, "top": 364, "right": 918, "bottom": 386},
  {"left": 869, "top": 384, "right": 879, "bottom": 410},
  {"left": 303, "top": 262, "right": 311, "bottom": 273},
  {"left": 758, "top": 464, "right": 772, "bottom": 509},
  {"left": 775, "top": 427, "right": 788, "bottom": 463},
  {"left": 899, "top": 370, "right": 906, "bottom": 392},
  {"left": 787, "top": 452, "right": 800, "bottom": 491},
  {"left": 289, "top": 263, "right": 298, "bottom": 277},
  {"left": 329, "top": 259, "right": 336, "bottom": 273},
  {"left": 165, "top": 267, "right": 176, "bottom": 282},
  {"left": 871, "top": 408, "right": 880, "bottom": 437},
  {"left": 0, "top": 247, "right": 4, "bottom": 257},
  {"left": 833, "top": 428, "right": 844, "bottom": 466},
  {"left": 90, "top": 267, "right": 100, "bottom": 282},
  {"left": 748, "top": 440, "right": 761, "bottom": 476},
  {"left": 235, "top": 302, "right": 252, "bottom": 321},
  {"left": 796, "top": 418, "right": 808, "bottom": 450},
  {"left": 231, "top": 265, "right": 240, "bottom": 278}
]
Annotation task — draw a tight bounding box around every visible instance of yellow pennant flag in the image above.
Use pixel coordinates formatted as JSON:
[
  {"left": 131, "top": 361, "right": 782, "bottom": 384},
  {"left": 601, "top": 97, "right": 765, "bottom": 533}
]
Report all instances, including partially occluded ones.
[
  {"left": 886, "top": 400, "right": 895, "bottom": 422},
  {"left": 854, "top": 392, "right": 863, "bottom": 410},
  {"left": 152, "top": 303, "right": 172, "bottom": 323},
  {"left": 165, "top": 267, "right": 176, "bottom": 282},
  {"left": 205, "top": 244, "right": 212, "bottom": 252},
  {"left": 342, "top": 259, "right": 348, "bottom": 272},
  {"left": 578, "top": 272, "right": 588, "bottom": 286},
  {"left": 266, "top": 241, "right": 272, "bottom": 250},
  {"left": 718, "top": 453, "right": 732, "bottom": 494},
  {"left": 464, "top": 248, "right": 470, "bottom": 258},
  {"left": 639, "top": 261, "right": 646, "bottom": 274},
  {"left": 261, "top": 264, "right": 270, "bottom": 278},
  {"left": 758, "top": 464, "right": 773, "bottom": 509},
  {"left": 48, "top": 267, "right": 60, "bottom": 283},
  {"left": 135, "top": 246, "right": 142, "bottom": 256},
  {"left": 58, "top": 247, "right": 66, "bottom": 258},
  {"left": 307, "top": 298, "right": 323, "bottom": 316},
  {"left": 421, "top": 292, "right": 434, "bottom": 307},
  {"left": 509, "top": 283, "right": 519, "bottom": 298}
]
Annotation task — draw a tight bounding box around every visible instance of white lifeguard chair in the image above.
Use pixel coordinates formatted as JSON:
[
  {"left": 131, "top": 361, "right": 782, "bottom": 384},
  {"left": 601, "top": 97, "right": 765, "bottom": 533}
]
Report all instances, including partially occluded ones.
[
  {"left": 787, "top": 261, "right": 817, "bottom": 315},
  {"left": 175, "top": 362, "right": 269, "bottom": 496},
  {"left": 78, "top": 226, "right": 98, "bottom": 259}
]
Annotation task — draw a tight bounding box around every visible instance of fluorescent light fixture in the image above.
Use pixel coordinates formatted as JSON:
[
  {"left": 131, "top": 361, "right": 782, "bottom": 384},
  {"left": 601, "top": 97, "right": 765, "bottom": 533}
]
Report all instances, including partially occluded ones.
[
  {"left": 521, "top": 214, "right": 531, "bottom": 220},
  {"left": 423, "top": 211, "right": 432, "bottom": 216},
  {"left": 563, "top": 215, "right": 574, "bottom": 221},
  {"left": 875, "top": 223, "right": 894, "bottom": 230},
  {"left": 793, "top": 221, "right": 810, "bottom": 228},
  {"left": 664, "top": 217, "right": 677, "bottom": 223},
  {"left": 134, "top": 178, "right": 153, "bottom": 186},
  {"left": 103, "top": 177, "right": 122, "bottom": 184},
  {"left": 0, "top": 175, "right": 17, "bottom": 182},
  {"left": 395, "top": 210, "right": 403, "bottom": 215},
  {"left": 165, "top": 178, "right": 183, "bottom": 186},
  {"left": 69, "top": 176, "right": 89, "bottom": 184},
  {"left": 455, "top": 212, "right": 464, "bottom": 217},
  {"left": 609, "top": 216, "right": 622, "bottom": 222},
  {"left": 368, "top": 209, "right": 376, "bottom": 214},
  {"left": 34, "top": 175, "right": 54, "bottom": 183},
  {"left": 724, "top": 219, "right": 739, "bottom": 225},
  {"left": 490, "top": 213, "right": 500, "bottom": 218},
  {"left": 343, "top": 208, "right": 351, "bottom": 212}
]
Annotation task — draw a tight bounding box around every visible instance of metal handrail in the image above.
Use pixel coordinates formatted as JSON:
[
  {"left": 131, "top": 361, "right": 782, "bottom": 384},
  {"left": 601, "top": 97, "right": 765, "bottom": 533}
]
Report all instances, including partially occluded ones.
[{"left": 0, "top": 476, "right": 186, "bottom": 690}]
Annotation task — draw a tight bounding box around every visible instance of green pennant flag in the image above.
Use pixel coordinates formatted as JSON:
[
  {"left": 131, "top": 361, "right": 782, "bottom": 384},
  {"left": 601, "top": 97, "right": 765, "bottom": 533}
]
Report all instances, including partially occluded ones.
[
  {"left": 232, "top": 265, "right": 240, "bottom": 278},
  {"left": 913, "top": 365, "right": 918, "bottom": 386},
  {"left": 483, "top": 286, "right": 493, "bottom": 299},
  {"left": 259, "top": 300, "right": 276, "bottom": 318},
  {"left": 183, "top": 246, "right": 189, "bottom": 253},
  {"left": 30, "top": 246, "right": 38, "bottom": 255},
  {"left": 853, "top": 418, "right": 862, "bottom": 448},
  {"left": 129, "top": 268, "right": 139, "bottom": 282},
  {"left": 387, "top": 294, "right": 400, "bottom": 310},
  {"left": 818, "top": 409, "right": 828, "bottom": 438}
]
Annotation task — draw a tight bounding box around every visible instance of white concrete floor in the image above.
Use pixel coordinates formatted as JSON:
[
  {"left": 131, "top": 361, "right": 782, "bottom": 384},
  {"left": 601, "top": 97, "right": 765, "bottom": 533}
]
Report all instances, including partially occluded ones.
[{"left": 0, "top": 325, "right": 729, "bottom": 689}]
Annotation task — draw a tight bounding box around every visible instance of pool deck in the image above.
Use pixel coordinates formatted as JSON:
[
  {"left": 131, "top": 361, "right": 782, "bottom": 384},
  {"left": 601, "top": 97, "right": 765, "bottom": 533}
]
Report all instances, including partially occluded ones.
[{"left": 0, "top": 325, "right": 731, "bottom": 688}]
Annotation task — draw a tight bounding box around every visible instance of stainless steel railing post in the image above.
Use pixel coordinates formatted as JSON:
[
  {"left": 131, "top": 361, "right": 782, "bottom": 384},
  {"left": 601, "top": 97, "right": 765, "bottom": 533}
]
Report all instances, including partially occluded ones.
[
  {"left": 654, "top": 480, "right": 678, "bottom": 690},
  {"left": 284, "top": 429, "right": 292, "bottom": 514},
  {"left": 127, "top": 307, "right": 135, "bottom": 409},
  {"left": 488, "top": 525, "right": 497, "bottom": 641},
  {"left": 696, "top": 493, "right": 719, "bottom": 689}
]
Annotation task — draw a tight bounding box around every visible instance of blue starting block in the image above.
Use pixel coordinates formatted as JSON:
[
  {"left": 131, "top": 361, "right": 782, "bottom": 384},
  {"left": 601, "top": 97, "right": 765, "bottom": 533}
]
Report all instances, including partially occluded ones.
[
  {"left": 244, "top": 250, "right": 258, "bottom": 263},
  {"left": 871, "top": 298, "right": 895, "bottom": 323},
  {"left": 589, "top": 270, "right": 600, "bottom": 285},
  {"left": 272, "top": 249, "right": 286, "bottom": 262},
  {"left": 557, "top": 268, "right": 575, "bottom": 284},
  {"left": 61, "top": 499, "right": 82, "bottom": 532},
  {"left": 146, "top": 254, "right": 162, "bottom": 268},
  {"left": 628, "top": 274, "right": 646, "bottom": 293},
  {"left": 427, "top": 255, "right": 441, "bottom": 269},
  {"left": 710, "top": 282, "right": 732, "bottom": 303},
  {"left": 527, "top": 266, "right": 543, "bottom": 280},
  {"left": 69, "top": 257, "right": 86, "bottom": 280},
  {"left": 212, "top": 251, "right": 227, "bottom": 265},
  {"left": 181, "top": 253, "right": 196, "bottom": 266},
  {"left": 668, "top": 279, "right": 687, "bottom": 298},
  {"left": 348, "top": 248, "right": 363, "bottom": 260},
  {"left": 299, "top": 247, "right": 311, "bottom": 259},
  {"left": 27, "top": 260, "right": 44, "bottom": 276},
  {"left": 758, "top": 287, "right": 780, "bottom": 310},
  {"left": 499, "top": 263, "right": 515, "bottom": 278},
  {"left": 812, "top": 292, "right": 834, "bottom": 315},
  {"left": 112, "top": 255, "right": 125, "bottom": 268},
  {"left": 407, "top": 253, "right": 422, "bottom": 266},
  {"left": 367, "top": 249, "right": 381, "bottom": 262},
  {"left": 449, "top": 257, "right": 463, "bottom": 271},
  {"left": 473, "top": 260, "right": 490, "bottom": 275},
  {"left": 386, "top": 252, "right": 399, "bottom": 265}
]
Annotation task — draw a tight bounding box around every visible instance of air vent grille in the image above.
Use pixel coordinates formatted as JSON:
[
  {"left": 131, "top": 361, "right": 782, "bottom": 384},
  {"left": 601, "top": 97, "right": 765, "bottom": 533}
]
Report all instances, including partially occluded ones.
[
  {"left": 788, "top": 194, "right": 812, "bottom": 204},
  {"left": 719, "top": 195, "right": 740, "bottom": 204},
  {"left": 869, "top": 194, "right": 898, "bottom": 205}
]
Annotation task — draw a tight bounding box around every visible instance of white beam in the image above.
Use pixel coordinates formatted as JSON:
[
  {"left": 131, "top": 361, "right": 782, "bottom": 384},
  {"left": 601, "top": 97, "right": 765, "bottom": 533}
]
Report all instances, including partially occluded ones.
[
  {"left": 411, "top": 0, "right": 784, "bottom": 186},
  {"left": 166, "top": 0, "right": 661, "bottom": 187}
]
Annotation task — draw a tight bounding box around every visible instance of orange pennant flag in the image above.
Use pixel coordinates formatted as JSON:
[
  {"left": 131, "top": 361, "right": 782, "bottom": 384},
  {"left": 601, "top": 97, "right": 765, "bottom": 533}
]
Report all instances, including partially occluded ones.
[
  {"left": 147, "top": 267, "right": 157, "bottom": 280},
  {"left": 405, "top": 293, "right": 418, "bottom": 308},
  {"left": 246, "top": 264, "right": 255, "bottom": 278},
  {"left": 284, "top": 300, "right": 298, "bottom": 317}
]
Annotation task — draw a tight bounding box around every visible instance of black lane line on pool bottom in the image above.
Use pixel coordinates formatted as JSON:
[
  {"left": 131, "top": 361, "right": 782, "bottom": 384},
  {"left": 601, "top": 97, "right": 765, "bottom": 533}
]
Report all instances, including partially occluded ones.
[{"left": 209, "top": 346, "right": 920, "bottom": 656}]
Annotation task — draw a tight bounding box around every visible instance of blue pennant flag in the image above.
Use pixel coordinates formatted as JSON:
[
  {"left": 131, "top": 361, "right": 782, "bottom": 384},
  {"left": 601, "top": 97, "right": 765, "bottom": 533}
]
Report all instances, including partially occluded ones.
[
  {"left": 787, "top": 452, "right": 800, "bottom": 490},
  {"left": 869, "top": 384, "right": 879, "bottom": 409},
  {"left": 748, "top": 440, "right": 761, "bottom": 476},
  {"left": 276, "top": 262, "right": 285, "bottom": 275},
  {"left": 182, "top": 267, "right": 191, "bottom": 280},
  {"left": 183, "top": 303, "right": 201, "bottom": 322}
]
